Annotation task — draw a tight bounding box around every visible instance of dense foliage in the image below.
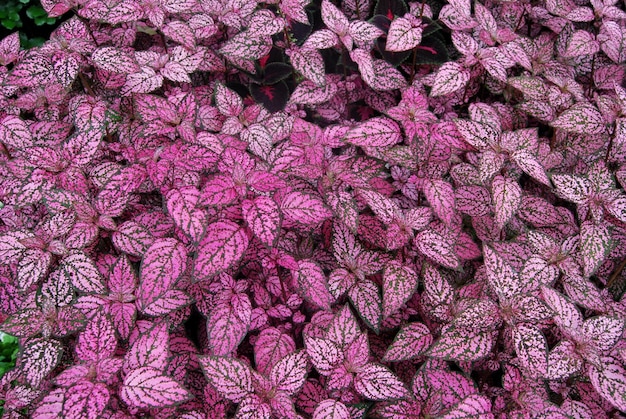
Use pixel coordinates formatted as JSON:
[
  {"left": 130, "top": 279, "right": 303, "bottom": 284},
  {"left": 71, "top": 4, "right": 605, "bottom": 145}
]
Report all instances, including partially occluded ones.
[{"left": 0, "top": 0, "right": 626, "bottom": 417}]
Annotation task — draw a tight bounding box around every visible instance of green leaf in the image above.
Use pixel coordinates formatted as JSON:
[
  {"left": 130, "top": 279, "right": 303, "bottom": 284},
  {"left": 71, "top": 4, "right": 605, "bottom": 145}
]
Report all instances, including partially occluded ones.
[{"left": 26, "top": 5, "right": 46, "bottom": 18}]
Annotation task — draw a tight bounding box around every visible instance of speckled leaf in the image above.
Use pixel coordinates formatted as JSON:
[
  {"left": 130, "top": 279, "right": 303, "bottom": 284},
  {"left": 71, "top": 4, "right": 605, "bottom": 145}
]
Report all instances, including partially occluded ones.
[
  {"left": 281, "top": 191, "right": 333, "bottom": 226},
  {"left": 206, "top": 303, "right": 249, "bottom": 355},
  {"left": 92, "top": 47, "right": 139, "bottom": 74},
  {"left": 270, "top": 351, "right": 308, "bottom": 395},
  {"left": 439, "top": 394, "right": 493, "bottom": 419},
  {"left": 382, "top": 261, "right": 419, "bottom": 318},
  {"left": 588, "top": 360, "right": 626, "bottom": 411},
  {"left": 23, "top": 338, "right": 62, "bottom": 387},
  {"left": 327, "top": 304, "right": 360, "bottom": 347},
  {"left": 353, "top": 363, "right": 408, "bottom": 401},
  {"left": 512, "top": 324, "right": 548, "bottom": 376},
  {"left": 415, "top": 230, "right": 460, "bottom": 270},
  {"left": 430, "top": 62, "right": 470, "bottom": 97},
  {"left": 254, "top": 327, "right": 296, "bottom": 375},
  {"left": 383, "top": 322, "right": 433, "bottom": 362},
  {"left": 214, "top": 82, "right": 244, "bottom": 117},
  {"left": 60, "top": 252, "right": 106, "bottom": 294},
  {"left": 290, "top": 48, "right": 326, "bottom": 87},
  {"left": 348, "top": 279, "right": 382, "bottom": 333},
  {"left": 166, "top": 187, "right": 208, "bottom": 241},
  {"left": 582, "top": 316, "right": 624, "bottom": 352},
  {"left": 580, "top": 221, "right": 611, "bottom": 277},
  {"left": 551, "top": 103, "right": 606, "bottom": 135},
  {"left": 313, "top": 399, "right": 350, "bottom": 419},
  {"left": 76, "top": 311, "right": 116, "bottom": 362},
  {"left": 198, "top": 356, "right": 253, "bottom": 402},
  {"left": 295, "top": 260, "right": 334, "bottom": 310},
  {"left": 124, "top": 323, "right": 169, "bottom": 371},
  {"left": 492, "top": 175, "right": 521, "bottom": 229},
  {"left": 427, "top": 327, "right": 495, "bottom": 362},
  {"left": 386, "top": 17, "right": 422, "bottom": 52},
  {"left": 137, "top": 239, "right": 186, "bottom": 313},
  {"left": 345, "top": 117, "right": 402, "bottom": 147},
  {"left": 551, "top": 174, "right": 592, "bottom": 204},
  {"left": 62, "top": 381, "right": 109, "bottom": 419},
  {"left": 121, "top": 366, "right": 191, "bottom": 408},
  {"left": 483, "top": 245, "right": 520, "bottom": 300},
  {"left": 423, "top": 179, "right": 456, "bottom": 228},
  {"left": 453, "top": 119, "right": 498, "bottom": 149},
  {"left": 540, "top": 286, "right": 583, "bottom": 331},
  {"left": 242, "top": 196, "right": 281, "bottom": 247},
  {"left": 112, "top": 221, "right": 154, "bottom": 257},
  {"left": 304, "top": 335, "right": 343, "bottom": 375},
  {"left": 195, "top": 220, "right": 249, "bottom": 279}
]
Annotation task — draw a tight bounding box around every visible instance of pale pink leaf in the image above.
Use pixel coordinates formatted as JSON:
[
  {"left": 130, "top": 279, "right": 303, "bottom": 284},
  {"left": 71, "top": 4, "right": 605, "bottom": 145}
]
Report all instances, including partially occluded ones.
[
  {"left": 124, "top": 323, "right": 169, "bottom": 371},
  {"left": 304, "top": 335, "right": 343, "bottom": 375},
  {"left": 551, "top": 174, "right": 592, "bottom": 204},
  {"left": 290, "top": 48, "right": 326, "bottom": 87},
  {"left": 582, "top": 316, "right": 624, "bottom": 352},
  {"left": 60, "top": 252, "right": 106, "bottom": 294},
  {"left": 281, "top": 191, "right": 333, "bottom": 226},
  {"left": 512, "top": 150, "right": 551, "bottom": 186},
  {"left": 206, "top": 303, "right": 249, "bottom": 355},
  {"left": 327, "top": 304, "right": 360, "bottom": 347},
  {"left": 112, "top": 221, "right": 154, "bottom": 257},
  {"left": 551, "top": 103, "right": 606, "bottom": 135},
  {"left": 415, "top": 230, "right": 461, "bottom": 270},
  {"left": 254, "top": 327, "right": 296, "bottom": 375},
  {"left": 92, "top": 47, "right": 139, "bottom": 74},
  {"left": 313, "top": 399, "right": 350, "bottom": 419},
  {"left": 62, "top": 381, "right": 109, "bottom": 419},
  {"left": 353, "top": 363, "right": 408, "bottom": 401},
  {"left": 386, "top": 17, "right": 422, "bottom": 52},
  {"left": 348, "top": 279, "right": 382, "bottom": 333},
  {"left": 427, "top": 327, "right": 495, "bottom": 362},
  {"left": 453, "top": 119, "right": 498, "bottom": 149},
  {"left": 166, "top": 187, "right": 207, "bottom": 241},
  {"left": 214, "top": 82, "right": 244, "bottom": 117},
  {"left": 540, "top": 286, "right": 583, "bottom": 331},
  {"left": 382, "top": 261, "right": 419, "bottom": 318},
  {"left": 295, "top": 260, "right": 334, "bottom": 310},
  {"left": 270, "top": 351, "right": 308, "bottom": 395},
  {"left": 344, "top": 117, "right": 402, "bottom": 147},
  {"left": 23, "top": 338, "right": 62, "bottom": 387},
  {"left": 423, "top": 179, "right": 456, "bottom": 228},
  {"left": 564, "top": 30, "right": 600, "bottom": 57},
  {"left": 121, "top": 366, "right": 191, "bottom": 408},
  {"left": 382, "top": 322, "right": 433, "bottom": 362},
  {"left": 439, "top": 394, "right": 493, "bottom": 419},
  {"left": 242, "top": 196, "right": 281, "bottom": 247},
  {"left": 0, "top": 115, "right": 33, "bottom": 149},
  {"left": 483, "top": 245, "right": 520, "bottom": 300},
  {"left": 580, "top": 221, "right": 612, "bottom": 277},
  {"left": 321, "top": 0, "right": 349, "bottom": 34},
  {"left": 588, "top": 360, "right": 626, "bottom": 411},
  {"left": 491, "top": 175, "right": 521, "bottom": 229},
  {"left": 194, "top": 220, "right": 249, "bottom": 279},
  {"left": 512, "top": 324, "right": 548, "bottom": 376},
  {"left": 430, "top": 62, "right": 470, "bottom": 97},
  {"left": 198, "top": 355, "right": 253, "bottom": 402}
]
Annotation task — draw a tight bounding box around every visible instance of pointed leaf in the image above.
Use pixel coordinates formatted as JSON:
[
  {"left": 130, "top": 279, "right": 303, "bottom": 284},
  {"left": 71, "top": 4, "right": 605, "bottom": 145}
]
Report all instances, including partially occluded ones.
[
  {"left": 295, "top": 260, "right": 334, "bottom": 310},
  {"left": 382, "top": 322, "right": 433, "bottom": 362},
  {"left": 195, "top": 221, "right": 249, "bottom": 280},
  {"left": 353, "top": 363, "right": 408, "bottom": 401},
  {"left": 121, "top": 366, "right": 191, "bottom": 408},
  {"left": 382, "top": 261, "right": 418, "bottom": 318},
  {"left": 344, "top": 117, "right": 402, "bottom": 147},
  {"left": 242, "top": 196, "right": 281, "bottom": 247},
  {"left": 198, "top": 355, "right": 253, "bottom": 402}
]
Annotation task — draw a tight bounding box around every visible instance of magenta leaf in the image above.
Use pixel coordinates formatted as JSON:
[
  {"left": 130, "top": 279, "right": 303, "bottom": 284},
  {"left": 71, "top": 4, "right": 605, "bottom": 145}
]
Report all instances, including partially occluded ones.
[
  {"left": 588, "top": 359, "right": 626, "bottom": 412},
  {"left": 23, "top": 338, "right": 63, "bottom": 387},
  {"left": 166, "top": 187, "right": 208, "bottom": 242},
  {"left": 313, "top": 399, "right": 350, "bottom": 419},
  {"left": 198, "top": 355, "right": 253, "bottom": 402},
  {"left": 92, "top": 47, "right": 139, "bottom": 74},
  {"left": 75, "top": 311, "right": 116, "bottom": 362},
  {"left": 60, "top": 252, "right": 106, "bottom": 294},
  {"left": 344, "top": 117, "right": 402, "bottom": 147},
  {"left": 304, "top": 335, "right": 343, "bottom": 375},
  {"left": 121, "top": 366, "right": 191, "bottom": 408},
  {"left": 427, "top": 327, "right": 495, "bottom": 362},
  {"left": 382, "top": 322, "right": 433, "bottom": 362},
  {"left": 270, "top": 350, "right": 308, "bottom": 395},
  {"left": 491, "top": 175, "right": 521, "bottom": 229},
  {"left": 439, "top": 394, "right": 493, "bottom": 419},
  {"left": 137, "top": 238, "right": 187, "bottom": 313},
  {"left": 254, "top": 327, "right": 296, "bottom": 375},
  {"left": 430, "top": 62, "right": 470, "bottom": 97},
  {"left": 242, "top": 196, "right": 281, "bottom": 247},
  {"left": 194, "top": 220, "right": 249, "bottom": 280},
  {"left": 512, "top": 324, "right": 548, "bottom": 377},
  {"left": 62, "top": 381, "right": 109, "bottom": 419},
  {"left": 579, "top": 221, "right": 612, "bottom": 277},
  {"left": 382, "top": 261, "right": 419, "bottom": 318},
  {"left": 281, "top": 191, "right": 333, "bottom": 226},
  {"left": 453, "top": 119, "right": 498, "bottom": 149},
  {"left": 348, "top": 279, "right": 382, "bottom": 333},
  {"left": 295, "top": 260, "right": 334, "bottom": 310},
  {"left": 353, "top": 363, "right": 408, "bottom": 401},
  {"left": 0, "top": 115, "right": 33, "bottom": 149}
]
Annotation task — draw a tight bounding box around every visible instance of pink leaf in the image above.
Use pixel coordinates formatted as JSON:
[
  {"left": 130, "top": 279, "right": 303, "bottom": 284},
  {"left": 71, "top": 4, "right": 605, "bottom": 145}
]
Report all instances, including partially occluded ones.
[
  {"left": 195, "top": 220, "right": 249, "bottom": 280},
  {"left": 313, "top": 399, "right": 350, "bottom": 419},
  {"left": 124, "top": 323, "right": 169, "bottom": 371},
  {"left": 423, "top": 179, "right": 457, "bottom": 228},
  {"left": 63, "top": 382, "right": 109, "bottom": 419},
  {"left": 512, "top": 324, "right": 548, "bottom": 377},
  {"left": 60, "top": 252, "right": 106, "bottom": 294},
  {"left": 439, "top": 394, "right": 493, "bottom": 419},
  {"left": 92, "top": 47, "right": 139, "bottom": 74},
  {"left": 582, "top": 316, "right": 624, "bottom": 352},
  {"left": 281, "top": 191, "right": 333, "bottom": 226},
  {"left": 166, "top": 187, "right": 208, "bottom": 241},
  {"left": 270, "top": 351, "right": 308, "bottom": 395},
  {"left": 242, "top": 196, "right": 281, "bottom": 247},
  {"left": 382, "top": 322, "right": 433, "bottom": 362},
  {"left": 483, "top": 245, "right": 520, "bottom": 300},
  {"left": 304, "top": 335, "right": 343, "bottom": 375},
  {"left": 427, "top": 327, "right": 495, "bottom": 362},
  {"left": 348, "top": 279, "right": 382, "bottom": 333},
  {"left": 491, "top": 175, "right": 521, "bottom": 229},
  {"left": 453, "top": 119, "right": 498, "bottom": 149},
  {"left": 137, "top": 239, "right": 187, "bottom": 313},
  {"left": 540, "top": 286, "right": 583, "bottom": 331},
  {"left": 295, "top": 260, "right": 334, "bottom": 310},
  {"left": 344, "top": 117, "right": 402, "bottom": 147},
  {"left": 198, "top": 356, "right": 253, "bottom": 402},
  {"left": 23, "top": 338, "right": 62, "bottom": 387},
  {"left": 564, "top": 30, "right": 600, "bottom": 57},
  {"left": 580, "top": 221, "right": 612, "bottom": 277},
  {"left": 382, "top": 261, "right": 419, "bottom": 318},
  {"left": 551, "top": 174, "right": 592, "bottom": 204},
  {"left": 122, "top": 67, "right": 163, "bottom": 95},
  {"left": 386, "top": 17, "right": 422, "bottom": 52},
  {"left": 206, "top": 303, "right": 249, "bottom": 355},
  {"left": 112, "top": 221, "right": 154, "bottom": 257},
  {"left": 214, "top": 82, "right": 244, "bottom": 117},
  {"left": 588, "top": 360, "right": 626, "bottom": 411},
  {"left": 0, "top": 115, "right": 33, "bottom": 149},
  {"left": 254, "top": 328, "right": 296, "bottom": 375},
  {"left": 430, "top": 62, "right": 470, "bottom": 97},
  {"left": 289, "top": 47, "right": 326, "bottom": 87},
  {"left": 76, "top": 311, "right": 116, "bottom": 362},
  {"left": 415, "top": 230, "right": 461, "bottom": 270},
  {"left": 551, "top": 103, "right": 606, "bottom": 135},
  {"left": 321, "top": 0, "right": 349, "bottom": 34},
  {"left": 353, "top": 363, "right": 408, "bottom": 401},
  {"left": 121, "top": 366, "right": 191, "bottom": 408}
]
